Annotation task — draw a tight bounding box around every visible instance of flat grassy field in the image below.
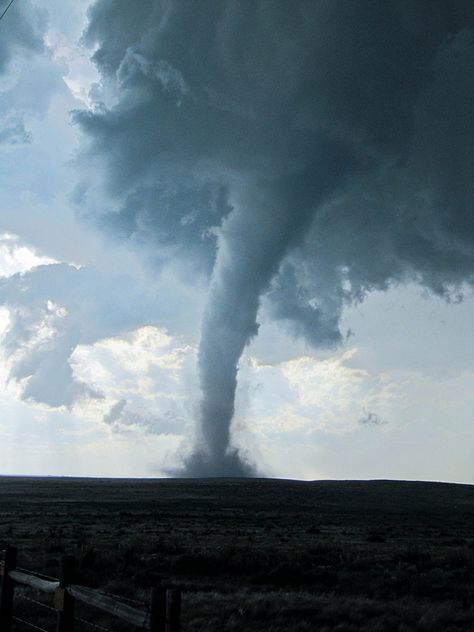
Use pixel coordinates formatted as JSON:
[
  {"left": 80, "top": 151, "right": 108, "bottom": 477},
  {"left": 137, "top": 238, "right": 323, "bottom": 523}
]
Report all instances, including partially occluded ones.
[{"left": 1, "top": 477, "right": 474, "bottom": 631}]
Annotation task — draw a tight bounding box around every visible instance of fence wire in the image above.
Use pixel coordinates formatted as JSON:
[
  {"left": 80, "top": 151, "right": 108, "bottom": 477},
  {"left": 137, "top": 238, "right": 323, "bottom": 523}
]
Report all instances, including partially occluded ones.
[
  {"left": 12, "top": 615, "right": 51, "bottom": 632},
  {"left": 14, "top": 594, "right": 116, "bottom": 632},
  {"left": 16, "top": 592, "right": 57, "bottom": 613}
]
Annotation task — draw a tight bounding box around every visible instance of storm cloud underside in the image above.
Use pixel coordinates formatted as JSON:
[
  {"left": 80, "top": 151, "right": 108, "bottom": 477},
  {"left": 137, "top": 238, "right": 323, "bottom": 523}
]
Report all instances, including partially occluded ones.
[{"left": 72, "top": 1, "right": 474, "bottom": 475}]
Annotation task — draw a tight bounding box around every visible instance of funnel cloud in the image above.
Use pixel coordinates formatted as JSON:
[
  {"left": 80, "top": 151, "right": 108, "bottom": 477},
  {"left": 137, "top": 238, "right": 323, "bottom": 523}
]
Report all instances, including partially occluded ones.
[{"left": 74, "top": 1, "right": 474, "bottom": 475}]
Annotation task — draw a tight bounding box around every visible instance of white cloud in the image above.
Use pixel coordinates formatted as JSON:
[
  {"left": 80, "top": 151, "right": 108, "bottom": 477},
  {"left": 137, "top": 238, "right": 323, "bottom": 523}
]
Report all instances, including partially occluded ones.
[
  {"left": 0, "top": 233, "right": 56, "bottom": 277},
  {"left": 71, "top": 326, "right": 196, "bottom": 439},
  {"left": 241, "top": 348, "right": 398, "bottom": 438},
  {"left": 45, "top": 26, "right": 100, "bottom": 107}
]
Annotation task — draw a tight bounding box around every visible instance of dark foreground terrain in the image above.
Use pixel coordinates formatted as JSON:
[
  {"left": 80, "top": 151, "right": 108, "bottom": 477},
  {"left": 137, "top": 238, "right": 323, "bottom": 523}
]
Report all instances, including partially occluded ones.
[{"left": 1, "top": 477, "right": 474, "bottom": 631}]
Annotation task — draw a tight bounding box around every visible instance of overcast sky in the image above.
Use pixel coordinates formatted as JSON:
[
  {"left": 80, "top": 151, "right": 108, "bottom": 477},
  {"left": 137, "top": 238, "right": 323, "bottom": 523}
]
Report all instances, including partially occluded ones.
[{"left": 0, "top": 0, "right": 473, "bottom": 481}]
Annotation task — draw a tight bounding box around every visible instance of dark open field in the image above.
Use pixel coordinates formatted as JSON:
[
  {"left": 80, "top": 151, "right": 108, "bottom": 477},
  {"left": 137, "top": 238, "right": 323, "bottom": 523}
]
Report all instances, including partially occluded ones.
[{"left": 2, "top": 476, "right": 474, "bottom": 631}]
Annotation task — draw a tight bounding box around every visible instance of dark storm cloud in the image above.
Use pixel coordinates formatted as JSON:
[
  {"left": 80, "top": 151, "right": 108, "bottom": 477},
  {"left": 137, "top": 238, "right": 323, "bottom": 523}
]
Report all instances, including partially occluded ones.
[
  {"left": 0, "top": 0, "right": 45, "bottom": 74},
  {"left": 76, "top": 0, "right": 474, "bottom": 475}
]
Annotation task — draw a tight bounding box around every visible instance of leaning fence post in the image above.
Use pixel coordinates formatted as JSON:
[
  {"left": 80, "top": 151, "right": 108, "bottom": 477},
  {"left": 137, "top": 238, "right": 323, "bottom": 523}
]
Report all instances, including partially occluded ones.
[
  {"left": 149, "top": 586, "right": 166, "bottom": 632},
  {"left": 0, "top": 546, "right": 17, "bottom": 632},
  {"left": 56, "top": 555, "right": 75, "bottom": 632},
  {"left": 165, "top": 588, "right": 181, "bottom": 632}
]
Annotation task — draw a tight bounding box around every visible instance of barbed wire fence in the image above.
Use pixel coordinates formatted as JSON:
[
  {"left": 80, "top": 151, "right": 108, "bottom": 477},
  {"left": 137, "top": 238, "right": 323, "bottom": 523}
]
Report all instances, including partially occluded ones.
[{"left": 0, "top": 546, "right": 181, "bottom": 632}]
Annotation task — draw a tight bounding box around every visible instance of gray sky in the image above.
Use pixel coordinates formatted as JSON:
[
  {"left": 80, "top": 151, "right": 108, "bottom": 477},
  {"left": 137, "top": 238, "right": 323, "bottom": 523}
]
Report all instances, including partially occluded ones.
[{"left": 0, "top": 0, "right": 473, "bottom": 481}]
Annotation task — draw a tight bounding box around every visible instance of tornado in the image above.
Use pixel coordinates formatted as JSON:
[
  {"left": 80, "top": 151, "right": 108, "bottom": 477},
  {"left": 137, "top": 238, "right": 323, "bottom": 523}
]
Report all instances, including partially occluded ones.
[{"left": 73, "top": 1, "right": 474, "bottom": 476}]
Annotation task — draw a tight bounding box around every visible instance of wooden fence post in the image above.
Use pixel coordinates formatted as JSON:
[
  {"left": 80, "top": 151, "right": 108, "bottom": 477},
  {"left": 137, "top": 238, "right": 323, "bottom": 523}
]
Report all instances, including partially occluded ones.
[
  {"left": 165, "top": 588, "right": 181, "bottom": 632},
  {"left": 149, "top": 586, "right": 166, "bottom": 632},
  {"left": 56, "top": 555, "right": 75, "bottom": 632},
  {"left": 0, "top": 546, "right": 17, "bottom": 632}
]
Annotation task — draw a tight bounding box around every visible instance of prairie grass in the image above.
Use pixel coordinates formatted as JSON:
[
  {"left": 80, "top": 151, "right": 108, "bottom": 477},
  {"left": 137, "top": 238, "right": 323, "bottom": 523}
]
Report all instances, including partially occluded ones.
[{"left": 1, "top": 477, "right": 474, "bottom": 630}]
